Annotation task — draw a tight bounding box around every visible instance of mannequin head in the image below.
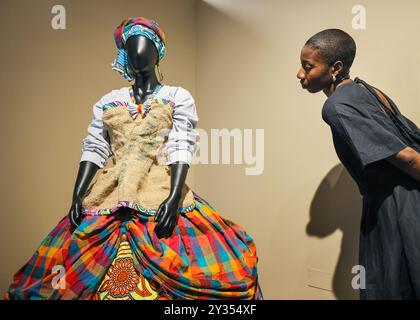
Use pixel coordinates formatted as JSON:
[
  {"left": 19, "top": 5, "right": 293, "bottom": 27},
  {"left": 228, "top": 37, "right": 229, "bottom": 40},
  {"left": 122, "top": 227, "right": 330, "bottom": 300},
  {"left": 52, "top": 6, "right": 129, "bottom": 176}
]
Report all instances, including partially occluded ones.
[
  {"left": 112, "top": 17, "right": 166, "bottom": 82},
  {"left": 126, "top": 35, "right": 159, "bottom": 75}
]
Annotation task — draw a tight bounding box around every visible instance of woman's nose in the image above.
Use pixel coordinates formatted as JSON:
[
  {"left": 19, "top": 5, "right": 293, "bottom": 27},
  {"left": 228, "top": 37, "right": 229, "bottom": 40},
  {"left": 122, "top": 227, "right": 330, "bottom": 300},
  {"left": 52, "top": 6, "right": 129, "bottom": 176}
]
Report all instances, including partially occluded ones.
[{"left": 297, "top": 68, "right": 304, "bottom": 79}]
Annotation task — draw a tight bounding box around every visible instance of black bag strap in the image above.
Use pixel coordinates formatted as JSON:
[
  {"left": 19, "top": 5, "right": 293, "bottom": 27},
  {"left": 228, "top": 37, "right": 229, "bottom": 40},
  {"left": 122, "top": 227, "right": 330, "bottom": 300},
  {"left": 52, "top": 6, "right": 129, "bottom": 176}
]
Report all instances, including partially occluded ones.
[
  {"left": 355, "top": 77, "right": 397, "bottom": 116},
  {"left": 354, "top": 77, "right": 419, "bottom": 148}
]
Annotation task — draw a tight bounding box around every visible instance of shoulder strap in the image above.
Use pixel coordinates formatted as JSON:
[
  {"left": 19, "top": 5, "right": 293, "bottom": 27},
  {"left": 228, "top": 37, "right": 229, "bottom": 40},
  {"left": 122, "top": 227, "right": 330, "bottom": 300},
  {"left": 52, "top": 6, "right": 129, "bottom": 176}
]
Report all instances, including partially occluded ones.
[
  {"left": 354, "top": 77, "right": 419, "bottom": 148},
  {"left": 354, "top": 77, "right": 396, "bottom": 116}
]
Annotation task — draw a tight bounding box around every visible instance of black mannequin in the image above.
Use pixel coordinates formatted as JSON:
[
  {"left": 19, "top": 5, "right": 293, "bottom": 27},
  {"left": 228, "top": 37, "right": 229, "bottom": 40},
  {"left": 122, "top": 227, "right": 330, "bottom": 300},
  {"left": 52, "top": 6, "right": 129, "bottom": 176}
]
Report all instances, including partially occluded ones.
[{"left": 69, "top": 35, "right": 190, "bottom": 239}]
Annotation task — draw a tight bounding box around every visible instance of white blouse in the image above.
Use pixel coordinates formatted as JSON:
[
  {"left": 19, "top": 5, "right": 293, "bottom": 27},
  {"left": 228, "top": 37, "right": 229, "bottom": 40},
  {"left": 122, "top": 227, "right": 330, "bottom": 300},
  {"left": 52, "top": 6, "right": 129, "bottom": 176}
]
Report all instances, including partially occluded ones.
[{"left": 80, "top": 84, "right": 199, "bottom": 168}]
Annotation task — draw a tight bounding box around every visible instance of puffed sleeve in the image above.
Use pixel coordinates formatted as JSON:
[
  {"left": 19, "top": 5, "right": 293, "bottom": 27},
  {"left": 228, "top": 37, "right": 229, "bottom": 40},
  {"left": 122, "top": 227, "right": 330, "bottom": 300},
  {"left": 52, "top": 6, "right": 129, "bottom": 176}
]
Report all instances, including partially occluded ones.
[
  {"left": 165, "top": 87, "right": 199, "bottom": 166},
  {"left": 322, "top": 99, "right": 407, "bottom": 167},
  {"left": 80, "top": 98, "right": 113, "bottom": 168}
]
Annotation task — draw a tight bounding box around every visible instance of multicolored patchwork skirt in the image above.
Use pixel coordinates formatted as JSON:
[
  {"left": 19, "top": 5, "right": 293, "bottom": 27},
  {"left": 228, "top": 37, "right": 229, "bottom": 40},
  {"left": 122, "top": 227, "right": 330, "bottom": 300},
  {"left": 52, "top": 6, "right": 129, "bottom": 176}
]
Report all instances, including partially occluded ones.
[{"left": 5, "top": 192, "right": 263, "bottom": 300}]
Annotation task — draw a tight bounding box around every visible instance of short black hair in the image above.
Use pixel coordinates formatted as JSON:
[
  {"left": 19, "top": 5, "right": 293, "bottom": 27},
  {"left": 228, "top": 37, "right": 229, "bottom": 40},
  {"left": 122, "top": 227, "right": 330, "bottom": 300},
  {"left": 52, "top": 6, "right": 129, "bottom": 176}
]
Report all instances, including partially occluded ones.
[{"left": 305, "top": 29, "right": 356, "bottom": 77}]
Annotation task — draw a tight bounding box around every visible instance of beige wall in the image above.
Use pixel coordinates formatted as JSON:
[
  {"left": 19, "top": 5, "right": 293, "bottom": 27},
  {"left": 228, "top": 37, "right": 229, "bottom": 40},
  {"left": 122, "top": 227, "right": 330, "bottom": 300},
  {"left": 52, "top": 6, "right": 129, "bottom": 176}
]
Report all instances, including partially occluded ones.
[{"left": 1, "top": 0, "right": 419, "bottom": 299}]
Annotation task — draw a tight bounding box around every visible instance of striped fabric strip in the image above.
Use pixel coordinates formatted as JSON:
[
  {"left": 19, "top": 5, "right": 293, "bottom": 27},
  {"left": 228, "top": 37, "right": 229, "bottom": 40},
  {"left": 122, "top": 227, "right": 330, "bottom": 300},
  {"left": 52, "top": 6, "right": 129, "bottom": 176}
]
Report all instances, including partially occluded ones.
[
  {"left": 153, "top": 98, "right": 175, "bottom": 109},
  {"left": 102, "top": 101, "right": 130, "bottom": 111},
  {"left": 82, "top": 200, "right": 196, "bottom": 216}
]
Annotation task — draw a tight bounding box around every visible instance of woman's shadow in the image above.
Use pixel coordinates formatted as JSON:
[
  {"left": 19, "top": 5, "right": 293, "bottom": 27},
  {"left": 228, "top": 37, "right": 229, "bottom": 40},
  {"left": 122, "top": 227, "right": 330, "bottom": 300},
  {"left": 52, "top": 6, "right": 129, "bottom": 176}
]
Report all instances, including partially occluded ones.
[{"left": 307, "top": 164, "right": 362, "bottom": 299}]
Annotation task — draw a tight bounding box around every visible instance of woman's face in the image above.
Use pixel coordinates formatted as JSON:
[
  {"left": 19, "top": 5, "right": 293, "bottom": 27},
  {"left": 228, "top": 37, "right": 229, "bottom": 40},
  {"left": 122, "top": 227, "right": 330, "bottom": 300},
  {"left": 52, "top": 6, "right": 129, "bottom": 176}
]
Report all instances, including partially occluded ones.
[{"left": 297, "top": 45, "right": 332, "bottom": 93}]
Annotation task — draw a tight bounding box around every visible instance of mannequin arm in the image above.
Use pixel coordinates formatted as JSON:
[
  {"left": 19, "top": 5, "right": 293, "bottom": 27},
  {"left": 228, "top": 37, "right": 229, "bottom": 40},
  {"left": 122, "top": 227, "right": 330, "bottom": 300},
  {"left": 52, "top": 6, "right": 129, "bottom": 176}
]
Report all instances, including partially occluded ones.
[
  {"left": 72, "top": 161, "right": 100, "bottom": 201},
  {"left": 68, "top": 161, "right": 99, "bottom": 231},
  {"left": 154, "top": 161, "right": 190, "bottom": 238},
  {"left": 168, "top": 161, "right": 189, "bottom": 199}
]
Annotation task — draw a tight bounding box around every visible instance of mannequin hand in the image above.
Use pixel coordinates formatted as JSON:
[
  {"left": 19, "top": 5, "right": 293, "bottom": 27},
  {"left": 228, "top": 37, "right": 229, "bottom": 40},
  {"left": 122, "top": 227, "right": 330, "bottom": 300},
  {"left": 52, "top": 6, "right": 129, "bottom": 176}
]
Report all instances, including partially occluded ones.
[
  {"left": 154, "top": 195, "right": 181, "bottom": 238},
  {"left": 68, "top": 196, "right": 83, "bottom": 232}
]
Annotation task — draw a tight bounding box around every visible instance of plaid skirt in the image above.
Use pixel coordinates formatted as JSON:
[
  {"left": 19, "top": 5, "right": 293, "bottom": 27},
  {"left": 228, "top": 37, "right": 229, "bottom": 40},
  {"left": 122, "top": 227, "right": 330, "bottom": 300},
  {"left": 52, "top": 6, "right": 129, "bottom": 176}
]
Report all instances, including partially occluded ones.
[{"left": 5, "top": 192, "right": 263, "bottom": 300}]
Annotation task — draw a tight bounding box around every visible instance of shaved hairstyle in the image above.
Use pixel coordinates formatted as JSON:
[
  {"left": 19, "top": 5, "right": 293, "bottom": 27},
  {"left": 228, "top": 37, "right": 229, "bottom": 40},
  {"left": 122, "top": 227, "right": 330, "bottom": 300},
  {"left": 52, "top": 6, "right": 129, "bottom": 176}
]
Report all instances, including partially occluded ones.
[{"left": 305, "top": 29, "right": 356, "bottom": 78}]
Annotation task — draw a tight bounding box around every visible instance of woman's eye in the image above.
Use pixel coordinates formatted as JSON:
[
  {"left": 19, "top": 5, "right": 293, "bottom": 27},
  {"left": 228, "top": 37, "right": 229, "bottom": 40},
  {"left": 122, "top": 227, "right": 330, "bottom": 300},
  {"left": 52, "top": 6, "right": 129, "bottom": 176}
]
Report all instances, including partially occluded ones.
[{"left": 301, "top": 64, "right": 311, "bottom": 72}]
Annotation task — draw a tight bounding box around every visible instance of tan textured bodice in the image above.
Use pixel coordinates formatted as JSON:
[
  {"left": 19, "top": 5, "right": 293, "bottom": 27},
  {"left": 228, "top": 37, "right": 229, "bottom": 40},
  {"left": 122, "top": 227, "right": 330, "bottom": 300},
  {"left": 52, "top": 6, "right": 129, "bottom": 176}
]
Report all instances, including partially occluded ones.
[{"left": 81, "top": 99, "right": 195, "bottom": 215}]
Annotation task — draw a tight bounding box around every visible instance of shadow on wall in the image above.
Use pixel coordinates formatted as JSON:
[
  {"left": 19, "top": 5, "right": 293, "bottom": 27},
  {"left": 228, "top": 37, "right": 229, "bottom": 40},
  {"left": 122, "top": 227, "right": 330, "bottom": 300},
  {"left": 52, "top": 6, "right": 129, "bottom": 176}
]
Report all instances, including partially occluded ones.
[{"left": 307, "top": 164, "right": 362, "bottom": 300}]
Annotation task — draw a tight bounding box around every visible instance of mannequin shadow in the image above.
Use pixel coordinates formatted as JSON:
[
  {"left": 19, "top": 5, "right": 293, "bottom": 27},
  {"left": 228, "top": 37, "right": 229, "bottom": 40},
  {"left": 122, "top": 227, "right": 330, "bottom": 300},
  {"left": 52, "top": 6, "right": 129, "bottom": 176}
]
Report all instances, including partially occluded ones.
[{"left": 306, "top": 164, "right": 362, "bottom": 300}]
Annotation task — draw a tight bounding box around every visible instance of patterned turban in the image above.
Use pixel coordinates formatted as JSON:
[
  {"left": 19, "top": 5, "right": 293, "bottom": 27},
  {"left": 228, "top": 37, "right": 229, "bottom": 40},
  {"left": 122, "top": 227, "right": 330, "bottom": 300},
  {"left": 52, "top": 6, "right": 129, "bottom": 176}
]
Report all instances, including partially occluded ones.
[{"left": 111, "top": 17, "right": 166, "bottom": 81}]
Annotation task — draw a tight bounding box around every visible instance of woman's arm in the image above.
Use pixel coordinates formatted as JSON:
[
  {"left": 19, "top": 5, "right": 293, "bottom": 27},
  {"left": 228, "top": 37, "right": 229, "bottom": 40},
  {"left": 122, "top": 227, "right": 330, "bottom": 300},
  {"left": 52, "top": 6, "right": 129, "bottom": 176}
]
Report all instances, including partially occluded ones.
[{"left": 386, "top": 146, "right": 420, "bottom": 182}]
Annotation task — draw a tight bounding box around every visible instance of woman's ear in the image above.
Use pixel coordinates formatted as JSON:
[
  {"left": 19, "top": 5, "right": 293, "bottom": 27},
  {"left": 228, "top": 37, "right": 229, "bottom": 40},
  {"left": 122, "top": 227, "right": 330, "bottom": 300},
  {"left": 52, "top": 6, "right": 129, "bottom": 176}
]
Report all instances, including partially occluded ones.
[{"left": 332, "top": 60, "right": 344, "bottom": 75}]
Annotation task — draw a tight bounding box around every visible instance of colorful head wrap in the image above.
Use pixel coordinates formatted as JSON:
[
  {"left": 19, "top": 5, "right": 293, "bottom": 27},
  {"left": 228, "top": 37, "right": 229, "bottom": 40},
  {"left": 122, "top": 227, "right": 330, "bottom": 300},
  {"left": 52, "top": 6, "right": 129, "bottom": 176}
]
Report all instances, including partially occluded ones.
[{"left": 111, "top": 17, "right": 166, "bottom": 81}]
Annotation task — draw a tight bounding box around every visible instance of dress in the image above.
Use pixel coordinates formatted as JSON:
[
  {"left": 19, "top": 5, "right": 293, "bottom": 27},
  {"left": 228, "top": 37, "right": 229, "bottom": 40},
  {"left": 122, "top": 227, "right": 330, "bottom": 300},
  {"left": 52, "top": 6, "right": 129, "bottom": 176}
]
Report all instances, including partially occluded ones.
[
  {"left": 322, "top": 77, "right": 420, "bottom": 299},
  {"left": 5, "top": 86, "right": 263, "bottom": 300}
]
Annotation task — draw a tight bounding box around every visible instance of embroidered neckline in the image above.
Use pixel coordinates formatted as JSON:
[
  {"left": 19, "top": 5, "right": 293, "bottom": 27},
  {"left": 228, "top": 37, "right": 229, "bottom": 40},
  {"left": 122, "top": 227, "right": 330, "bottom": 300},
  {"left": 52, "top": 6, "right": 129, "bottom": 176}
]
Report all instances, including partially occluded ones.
[
  {"left": 128, "top": 84, "right": 164, "bottom": 114},
  {"left": 102, "top": 85, "right": 174, "bottom": 119}
]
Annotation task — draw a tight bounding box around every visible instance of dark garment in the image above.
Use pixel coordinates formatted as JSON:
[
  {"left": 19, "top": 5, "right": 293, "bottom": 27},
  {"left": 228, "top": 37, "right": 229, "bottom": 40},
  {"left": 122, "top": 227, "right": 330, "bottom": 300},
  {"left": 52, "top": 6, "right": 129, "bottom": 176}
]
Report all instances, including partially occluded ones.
[{"left": 322, "top": 77, "right": 420, "bottom": 299}]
